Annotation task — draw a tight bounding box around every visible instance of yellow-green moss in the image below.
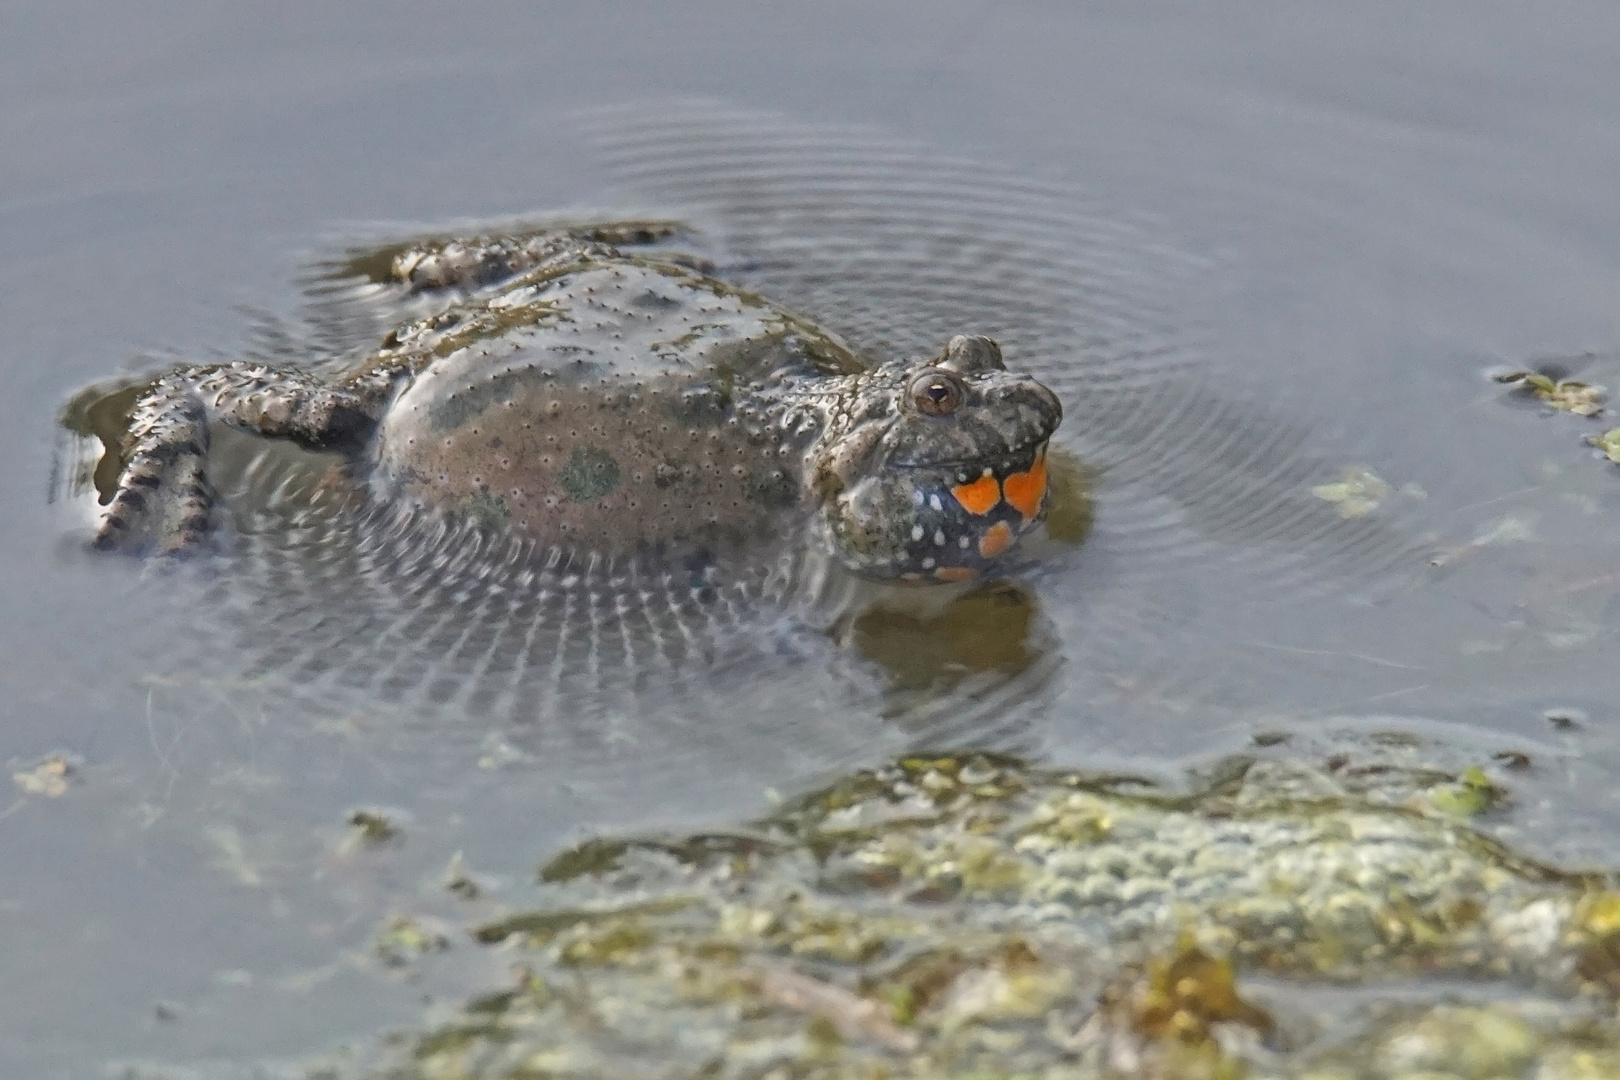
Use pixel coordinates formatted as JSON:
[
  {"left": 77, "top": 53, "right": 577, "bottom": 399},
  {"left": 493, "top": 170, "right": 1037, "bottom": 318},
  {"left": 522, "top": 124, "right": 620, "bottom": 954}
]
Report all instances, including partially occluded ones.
[{"left": 345, "top": 753, "right": 1620, "bottom": 1079}]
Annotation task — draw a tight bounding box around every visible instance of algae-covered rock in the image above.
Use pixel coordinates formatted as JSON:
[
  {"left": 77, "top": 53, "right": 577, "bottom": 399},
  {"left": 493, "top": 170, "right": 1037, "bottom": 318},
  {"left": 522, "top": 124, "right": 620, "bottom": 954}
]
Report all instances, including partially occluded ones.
[{"left": 348, "top": 754, "right": 1620, "bottom": 1079}]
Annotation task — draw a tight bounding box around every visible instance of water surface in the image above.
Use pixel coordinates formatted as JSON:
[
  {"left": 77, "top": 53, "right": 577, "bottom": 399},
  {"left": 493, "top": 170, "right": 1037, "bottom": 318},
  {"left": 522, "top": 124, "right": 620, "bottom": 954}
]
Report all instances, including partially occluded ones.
[{"left": 4, "top": 2, "right": 1620, "bottom": 1075}]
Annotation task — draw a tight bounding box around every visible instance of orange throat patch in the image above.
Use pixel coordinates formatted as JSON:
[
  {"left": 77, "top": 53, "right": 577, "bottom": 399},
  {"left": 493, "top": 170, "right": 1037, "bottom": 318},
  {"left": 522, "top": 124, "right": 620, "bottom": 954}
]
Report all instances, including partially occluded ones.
[
  {"left": 951, "top": 473, "right": 1002, "bottom": 516},
  {"left": 1001, "top": 452, "right": 1048, "bottom": 522}
]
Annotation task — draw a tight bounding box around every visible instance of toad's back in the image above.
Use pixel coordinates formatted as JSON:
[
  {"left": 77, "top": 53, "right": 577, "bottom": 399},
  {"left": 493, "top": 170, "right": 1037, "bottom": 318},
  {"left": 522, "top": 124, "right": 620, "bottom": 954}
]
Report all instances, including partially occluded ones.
[{"left": 372, "top": 257, "right": 862, "bottom": 552}]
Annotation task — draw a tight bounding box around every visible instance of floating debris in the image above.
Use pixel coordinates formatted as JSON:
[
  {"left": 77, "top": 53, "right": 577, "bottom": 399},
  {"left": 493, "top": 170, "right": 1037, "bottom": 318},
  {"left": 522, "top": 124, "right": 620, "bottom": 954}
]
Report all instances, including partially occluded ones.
[
  {"left": 1495, "top": 369, "right": 1607, "bottom": 416},
  {"left": 205, "top": 824, "right": 270, "bottom": 888},
  {"left": 1587, "top": 427, "right": 1620, "bottom": 463},
  {"left": 1311, "top": 466, "right": 1392, "bottom": 518},
  {"left": 1546, "top": 708, "right": 1586, "bottom": 731},
  {"left": 11, "top": 752, "right": 78, "bottom": 798},
  {"left": 442, "top": 852, "right": 485, "bottom": 900},
  {"left": 347, "top": 808, "right": 401, "bottom": 845},
  {"left": 373, "top": 914, "right": 451, "bottom": 968},
  {"left": 1430, "top": 514, "right": 1539, "bottom": 567}
]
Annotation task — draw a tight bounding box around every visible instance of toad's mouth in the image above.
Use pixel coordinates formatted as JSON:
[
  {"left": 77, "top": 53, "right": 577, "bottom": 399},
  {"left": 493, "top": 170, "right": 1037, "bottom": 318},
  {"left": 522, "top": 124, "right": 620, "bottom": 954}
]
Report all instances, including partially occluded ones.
[
  {"left": 891, "top": 439, "right": 1047, "bottom": 476},
  {"left": 897, "top": 442, "right": 1051, "bottom": 522},
  {"left": 939, "top": 442, "right": 1050, "bottom": 525},
  {"left": 863, "top": 440, "right": 1051, "bottom": 585},
  {"left": 826, "top": 441, "right": 1057, "bottom": 585}
]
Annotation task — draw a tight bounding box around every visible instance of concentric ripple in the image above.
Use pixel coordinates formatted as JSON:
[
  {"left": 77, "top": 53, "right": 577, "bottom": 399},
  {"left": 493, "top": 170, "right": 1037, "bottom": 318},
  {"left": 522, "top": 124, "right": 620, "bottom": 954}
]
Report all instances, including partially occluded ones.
[
  {"left": 57, "top": 102, "right": 1435, "bottom": 809},
  {"left": 579, "top": 101, "right": 1433, "bottom": 594}
]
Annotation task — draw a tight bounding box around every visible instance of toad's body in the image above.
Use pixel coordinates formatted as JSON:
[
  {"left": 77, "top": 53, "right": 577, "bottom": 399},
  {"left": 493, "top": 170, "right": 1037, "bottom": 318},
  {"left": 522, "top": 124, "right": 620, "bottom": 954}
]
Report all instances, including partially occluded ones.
[
  {"left": 91, "top": 224, "right": 1062, "bottom": 582},
  {"left": 372, "top": 251, "right": 854, "bottom": 550}
]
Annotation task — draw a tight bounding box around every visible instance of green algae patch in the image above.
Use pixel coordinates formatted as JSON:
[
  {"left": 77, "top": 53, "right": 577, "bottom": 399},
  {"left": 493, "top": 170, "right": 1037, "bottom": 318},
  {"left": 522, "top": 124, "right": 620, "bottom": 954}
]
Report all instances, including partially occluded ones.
[
  {"left": 471, "top": 897, "right": 703, "bottom": 946},
  {"left": 1495, "top": 369, "right": 1608, "bottom": 416},
  {"left": 1587, "top": 427, "right": 1620, "bottom": 464},
  {"left": 1127, "top": 934, "right": 1274, "bottom": 1046},
  {"left": 536, "top": 837, "right": 632, "bottom": 883},
  {"left": 1427, "top": 764, "right": 1509, "bottom": 818},
  {"left": 558, "top": 447, "right": 621, "bottom": 503},
  {"left": 374, "top": 914, "right": 451, "bottom": 968},
  {"left": 1310, "top": 466, "right": 1392, "bottom": 519},
  {"left": 539, "top": 831, "right": 786, "bottom": 884},
  {"left": 347, "top": 753, "right": 1620, "bottom": 1079}
]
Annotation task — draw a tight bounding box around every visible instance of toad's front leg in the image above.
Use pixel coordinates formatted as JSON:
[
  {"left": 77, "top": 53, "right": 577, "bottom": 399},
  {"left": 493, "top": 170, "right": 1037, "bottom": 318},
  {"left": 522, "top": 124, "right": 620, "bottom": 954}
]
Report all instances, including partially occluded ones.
[{"left": 94, "top": 362, "right": 387, "bottom": 553}]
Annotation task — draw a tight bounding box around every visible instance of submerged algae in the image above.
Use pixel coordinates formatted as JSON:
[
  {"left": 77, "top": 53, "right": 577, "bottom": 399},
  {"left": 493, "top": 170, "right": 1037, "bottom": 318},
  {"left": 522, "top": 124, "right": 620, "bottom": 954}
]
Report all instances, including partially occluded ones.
[{"left": 345, "top": 754, "right": 1620, "bottom": 1079}]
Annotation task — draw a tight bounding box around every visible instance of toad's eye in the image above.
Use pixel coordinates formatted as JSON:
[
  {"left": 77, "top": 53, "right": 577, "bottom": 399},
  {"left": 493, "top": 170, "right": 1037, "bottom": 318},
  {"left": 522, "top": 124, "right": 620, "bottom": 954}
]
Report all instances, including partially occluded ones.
[{"left": 909, "top": 370, "right": 966, "bottom": 417}]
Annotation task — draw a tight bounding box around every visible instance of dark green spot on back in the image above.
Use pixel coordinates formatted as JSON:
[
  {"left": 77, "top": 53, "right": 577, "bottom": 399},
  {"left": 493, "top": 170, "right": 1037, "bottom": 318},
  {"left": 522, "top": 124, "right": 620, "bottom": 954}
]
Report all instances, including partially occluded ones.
[{"left": 560, "top": 447, "right": 622, "bottom": 503}]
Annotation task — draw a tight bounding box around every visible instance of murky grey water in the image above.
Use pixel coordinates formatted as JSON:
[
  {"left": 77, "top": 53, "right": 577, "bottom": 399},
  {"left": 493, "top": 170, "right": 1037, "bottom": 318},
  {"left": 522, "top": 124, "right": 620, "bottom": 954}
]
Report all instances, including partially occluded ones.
[{"left": 5, "top": 2, "right": 1620, "bottom": 1076}]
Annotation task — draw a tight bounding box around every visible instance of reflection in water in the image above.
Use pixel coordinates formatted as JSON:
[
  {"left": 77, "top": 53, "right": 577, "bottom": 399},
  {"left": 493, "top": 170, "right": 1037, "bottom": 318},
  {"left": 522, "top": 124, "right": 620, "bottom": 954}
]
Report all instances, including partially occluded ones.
[{"left": 849, "top": 580, "right": 1047, "bottom": 694}]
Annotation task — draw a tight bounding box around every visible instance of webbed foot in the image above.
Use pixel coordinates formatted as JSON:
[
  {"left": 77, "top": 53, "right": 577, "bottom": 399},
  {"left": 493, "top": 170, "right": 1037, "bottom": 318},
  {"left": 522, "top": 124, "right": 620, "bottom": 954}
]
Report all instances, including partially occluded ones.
[
  {"left": 93, "top": 391, "right": 215, "bottom": 554},
  {"left": 87, "top": 362, "right": 384, "bottom": 555}
]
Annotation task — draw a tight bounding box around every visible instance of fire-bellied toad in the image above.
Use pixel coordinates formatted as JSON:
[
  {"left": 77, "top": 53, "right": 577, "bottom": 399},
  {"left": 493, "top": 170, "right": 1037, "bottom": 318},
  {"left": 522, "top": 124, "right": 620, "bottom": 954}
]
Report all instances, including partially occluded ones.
[{"left": 90, "top": 222, "right": 1062, "bottom": 584}]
